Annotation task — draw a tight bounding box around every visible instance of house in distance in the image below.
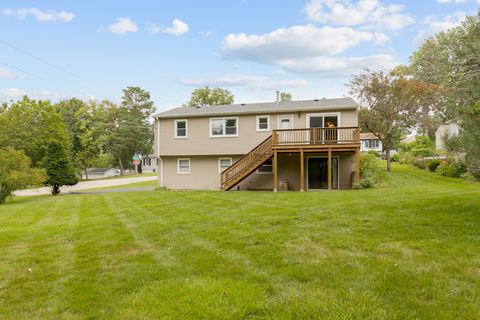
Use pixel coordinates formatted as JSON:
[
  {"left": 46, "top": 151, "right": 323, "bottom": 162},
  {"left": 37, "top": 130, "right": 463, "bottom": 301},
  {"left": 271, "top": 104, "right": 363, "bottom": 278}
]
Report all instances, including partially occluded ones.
[
  {"left": 360, "top": 132, "right": 383, "bottom": 153},
  {"left": 153, "top": 97, "right": 361, "bottom": 191}
]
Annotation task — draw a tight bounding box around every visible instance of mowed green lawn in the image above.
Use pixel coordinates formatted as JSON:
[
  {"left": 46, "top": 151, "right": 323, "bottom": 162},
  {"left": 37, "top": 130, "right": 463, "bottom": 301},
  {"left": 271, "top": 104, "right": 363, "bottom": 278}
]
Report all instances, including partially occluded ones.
[{"left": 0, "top": 165, "right": 479, "bottom": 319}]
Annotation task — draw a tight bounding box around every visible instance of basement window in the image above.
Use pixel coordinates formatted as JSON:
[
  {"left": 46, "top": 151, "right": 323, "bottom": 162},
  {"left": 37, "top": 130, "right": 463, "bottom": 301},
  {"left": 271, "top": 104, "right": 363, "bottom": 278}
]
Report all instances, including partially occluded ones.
[
  {"left": 218, "top": 158, "right": 233, "bottom": 174},
  {"left": 257, "top": 159, "right": 273, "bottom": 174},
  {"left": 177, "top": 158, "right": 190, "bottom": 174}
]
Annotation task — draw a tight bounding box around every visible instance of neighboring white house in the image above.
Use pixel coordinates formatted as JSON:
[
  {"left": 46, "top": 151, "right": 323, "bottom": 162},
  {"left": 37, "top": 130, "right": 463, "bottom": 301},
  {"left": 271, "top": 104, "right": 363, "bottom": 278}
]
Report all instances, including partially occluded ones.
[
  {"left": 435, "top": 119, "right": 461, "bottom": 151},
  {"left": 141, "top": 154, "right": 158, "bottom": 173},
  {"left": 360, "top": 133, "right": 382, "bottom": 153},
  {"left": 81, "top": 168, "right": 118, "bottom": 180}
]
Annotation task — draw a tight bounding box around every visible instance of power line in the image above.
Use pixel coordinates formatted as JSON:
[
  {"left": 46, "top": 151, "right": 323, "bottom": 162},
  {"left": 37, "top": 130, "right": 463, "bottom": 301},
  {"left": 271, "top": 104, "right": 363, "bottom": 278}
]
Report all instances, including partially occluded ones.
[
  {"left": 0, "top": 61, "right": 39, "bottom": 79},
  {"left": 0, "top": 61, "right": 88, "bottom": 97},
  {"left": 0, "top": 39, "right": 82, "bottom": 80}
]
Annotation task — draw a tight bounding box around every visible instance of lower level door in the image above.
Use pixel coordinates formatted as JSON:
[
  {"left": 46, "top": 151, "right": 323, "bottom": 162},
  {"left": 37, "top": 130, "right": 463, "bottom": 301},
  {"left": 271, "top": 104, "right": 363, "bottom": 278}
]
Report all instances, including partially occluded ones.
[{"left": 307, "top": 157, "right": 338, "bottom": 190}]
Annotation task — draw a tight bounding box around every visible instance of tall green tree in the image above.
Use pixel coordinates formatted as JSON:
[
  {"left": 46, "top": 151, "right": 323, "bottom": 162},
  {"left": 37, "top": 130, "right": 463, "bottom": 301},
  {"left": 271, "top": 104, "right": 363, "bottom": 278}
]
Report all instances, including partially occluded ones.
[
  {"left": 349, "top": 69, "right": 443, "bottom": 172},
  {"left": 0, "top": 148, "right": 46, "bottom": 203},
  {"left": 43, "top": 142, "right": 79, "bottom": 195},
  {"left": 408, "top": 12, "right": 480, "bottom": 178},
  {"left": 98, "top": 87, "right": 155, "bottom": 173},
  {"left": 0, "top": 96, "right": 71, "bottom": 167},
  {"left": 185, "top": 86, "right": 234, "bottom": 107},
  {"left": 92, "top": 100, "right": 120, "bottom": 169},
  {"left": 55, "top": 98, "right": 101, "bottom": 178}
]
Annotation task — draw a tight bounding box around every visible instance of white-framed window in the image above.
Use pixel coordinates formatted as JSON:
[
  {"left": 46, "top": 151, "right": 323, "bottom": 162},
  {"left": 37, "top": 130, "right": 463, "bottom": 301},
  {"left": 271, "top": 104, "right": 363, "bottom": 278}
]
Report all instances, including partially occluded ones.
[
  {"left": 218, "top": 157, "right": 233, "bottom": 174},
  {"left": 174, "top": 119, "right": 188, "bottom": 138},
  {"left": 305, "top": 113, "right": 341, "bottom": 128},
  {"left": 257, "top": 159, "right": 273, "bottom": 174},
  {"left": 209, "top": 117, "right": 238, "bottom": 137},
  {"left": 177, "top": 158, "right": 190, "bottom": 174},
  {"left": 365, "top": 139, "right": 379, "bottom": 149},
  {"left": 256, "top": 115, "right": 270, "bottom": 132}
]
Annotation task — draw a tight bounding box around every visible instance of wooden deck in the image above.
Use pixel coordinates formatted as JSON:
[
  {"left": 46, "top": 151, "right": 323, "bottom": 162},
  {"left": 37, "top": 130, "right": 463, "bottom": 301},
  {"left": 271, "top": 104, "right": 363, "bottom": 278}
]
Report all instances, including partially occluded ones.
[{"left": 221, "top": 127, "right": 361, "bottom": 191}]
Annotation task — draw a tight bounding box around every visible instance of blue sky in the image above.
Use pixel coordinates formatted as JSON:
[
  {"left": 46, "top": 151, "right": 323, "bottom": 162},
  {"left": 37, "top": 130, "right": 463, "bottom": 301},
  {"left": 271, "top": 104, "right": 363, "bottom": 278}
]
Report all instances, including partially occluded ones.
[{"left": 0, "top": 0, "right": 479, "bottom": 112}]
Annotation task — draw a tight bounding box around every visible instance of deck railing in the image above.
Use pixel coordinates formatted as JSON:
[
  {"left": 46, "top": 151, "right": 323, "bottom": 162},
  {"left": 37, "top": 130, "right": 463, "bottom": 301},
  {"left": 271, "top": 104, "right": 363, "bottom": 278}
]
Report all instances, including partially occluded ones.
[{"left": 272, "top": 127, "right": 360, "bottom": 146}]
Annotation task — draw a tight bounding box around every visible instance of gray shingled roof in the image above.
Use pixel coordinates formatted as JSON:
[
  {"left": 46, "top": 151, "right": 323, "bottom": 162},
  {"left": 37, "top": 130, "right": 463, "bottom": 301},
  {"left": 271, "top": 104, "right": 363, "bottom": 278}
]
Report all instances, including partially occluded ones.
[{"left": 154, "top": 98, "right": 359, "bottom": 119}]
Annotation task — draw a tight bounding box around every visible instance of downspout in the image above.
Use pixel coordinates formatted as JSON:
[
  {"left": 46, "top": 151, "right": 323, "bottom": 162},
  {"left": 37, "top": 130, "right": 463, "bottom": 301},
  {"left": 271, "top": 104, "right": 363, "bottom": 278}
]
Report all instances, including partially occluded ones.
[
  {"left": 160, "top": 157, "right": 164, "bottom": 187},
  {"left": 156, "top": 117, "right": 164, "bottom": 187}
]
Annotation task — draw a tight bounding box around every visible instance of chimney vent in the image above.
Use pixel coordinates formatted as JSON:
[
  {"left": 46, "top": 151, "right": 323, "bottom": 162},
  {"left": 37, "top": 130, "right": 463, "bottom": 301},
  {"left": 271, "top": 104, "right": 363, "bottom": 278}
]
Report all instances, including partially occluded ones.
[{"left": 275, "top": 90, "right": 280, "bottom": 104}]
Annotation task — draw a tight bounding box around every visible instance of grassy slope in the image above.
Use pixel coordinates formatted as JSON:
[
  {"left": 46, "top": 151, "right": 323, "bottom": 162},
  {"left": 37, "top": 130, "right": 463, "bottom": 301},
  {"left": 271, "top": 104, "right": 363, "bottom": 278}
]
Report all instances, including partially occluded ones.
[{"left": 0, "top": 165, "right": 479, "bottom": 319}]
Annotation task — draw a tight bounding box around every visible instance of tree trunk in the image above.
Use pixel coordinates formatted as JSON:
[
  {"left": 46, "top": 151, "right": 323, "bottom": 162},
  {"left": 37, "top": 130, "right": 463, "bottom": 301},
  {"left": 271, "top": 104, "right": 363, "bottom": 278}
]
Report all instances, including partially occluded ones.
[
  {"left": 84, "top": 167, "right": 88, "bottom": 180},
  {"left": 51, "top": 184, "right": 60, "bottom": 195},
  {"left": 118, "top": 156, "right": 124, "bottom": 175},
  {"left": 386, "top": 147, "right": 392, "bottom": 172}
]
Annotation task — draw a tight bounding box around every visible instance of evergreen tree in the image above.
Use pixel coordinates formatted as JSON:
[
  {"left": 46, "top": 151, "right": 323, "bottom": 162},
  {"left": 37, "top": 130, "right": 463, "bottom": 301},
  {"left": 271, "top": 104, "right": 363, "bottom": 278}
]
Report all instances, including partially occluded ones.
[
  {"left": 104, "top": 87, "right": 155, "bottom": 174},
  {"left": 44, "top": 142, "right": 79, "bottom": 195}
]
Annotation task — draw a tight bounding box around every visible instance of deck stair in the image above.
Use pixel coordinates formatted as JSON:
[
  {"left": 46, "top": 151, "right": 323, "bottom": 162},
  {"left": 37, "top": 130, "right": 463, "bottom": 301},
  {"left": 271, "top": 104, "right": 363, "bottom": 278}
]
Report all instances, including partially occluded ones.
[{"left": 220, "top": 136, "right": 273, "bottom": 190}]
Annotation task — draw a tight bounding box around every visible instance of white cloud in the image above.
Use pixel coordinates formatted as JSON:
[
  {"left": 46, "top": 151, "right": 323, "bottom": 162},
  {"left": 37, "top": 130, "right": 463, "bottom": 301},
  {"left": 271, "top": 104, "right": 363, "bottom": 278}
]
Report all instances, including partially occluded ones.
[
  {"left": 414, "top": 12, "right": 466, "bottom": 43},
  {"left": 163, "top": 19, "right": 189, "bottom": 36},
  {"left": 179, "top": 74, "right": 268, "bottom": 87},
  {"left": 199, "top": 30, "right": 213, "bottom": 37},
  {"left": 146, "top": 23, "right": 161, "bottom": 34},
  {"left": 3, "top": 7, "right": 74, "bottom": 22},
  {"left": 281, "top": 54, "right": 399, "bottom": 76},
  {"left": 260, "top": 80, "right": 309, "bottom": 90},
  {"left": 0, "top": 69, "right": 14, "bottom": 78},
  {"left": 105, "top": 17, "right": 138, "bottom": 34},
  {"left": 3, "top": 8, "right": 14, "bottom": 15},
  {"left": 304, "top": 0, "right": 414, "bottom": 30},
  {"left": 220, "top": 23, "right": 398, "bottom": 76},
  {"left": 221, "top": 24, "right": 389, "bottom": 64},
  {"left": 436, "top": 0, "right": 468, "bottom": 4},
  {"left": 0, "top": 88, "right": 27, "bottom": 98},
  {"left": 178, "top": 74, "right": 308, "bottom": 90},
  {"left": 38, "top": 90, "right": 62, "bottom": 100}
]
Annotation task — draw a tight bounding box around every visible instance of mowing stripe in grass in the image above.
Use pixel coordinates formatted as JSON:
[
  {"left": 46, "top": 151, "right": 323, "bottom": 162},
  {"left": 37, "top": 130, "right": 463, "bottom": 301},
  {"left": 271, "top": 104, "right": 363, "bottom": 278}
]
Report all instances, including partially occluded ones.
[
  {"left": 0, "top": 164, "right": 478, "bottom": 319},
  {"left": 0, "top": 197, "right": 78, "bottom": 318},
  {"left": 104, "top": 194, "right": 179, "bottom": 272},
  {"left": 61, "top": 195, "right": 136, "bottom": 317}
]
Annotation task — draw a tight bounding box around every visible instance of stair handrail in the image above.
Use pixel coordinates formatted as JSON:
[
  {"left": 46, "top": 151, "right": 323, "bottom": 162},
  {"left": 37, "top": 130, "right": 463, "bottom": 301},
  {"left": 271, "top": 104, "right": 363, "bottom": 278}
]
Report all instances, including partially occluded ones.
[{"left": 221, "top": 135, "right": 273, "bottom": 187}]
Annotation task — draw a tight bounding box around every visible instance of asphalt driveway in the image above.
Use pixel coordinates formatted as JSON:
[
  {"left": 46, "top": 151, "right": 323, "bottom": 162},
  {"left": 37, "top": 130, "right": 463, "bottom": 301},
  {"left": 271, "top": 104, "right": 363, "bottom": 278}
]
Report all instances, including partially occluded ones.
[{"left": 14, "top": 176, "right": 157, "bottom": 196}]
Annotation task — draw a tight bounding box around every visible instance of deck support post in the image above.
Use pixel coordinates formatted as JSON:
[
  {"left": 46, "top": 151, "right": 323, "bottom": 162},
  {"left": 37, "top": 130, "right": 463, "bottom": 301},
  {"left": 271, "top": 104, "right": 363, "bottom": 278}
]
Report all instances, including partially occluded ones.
[
  {"left": 328, "top": 148, "right": 332, "bottom": 191},
  {"left": 300, "top": 149, "right": 304, "bottom": 191},
  {"left": 273, "top": 149, "right": 278, "bottom": 192},
  {"left": 355, "top": 147, "right": 361, "bottom": 183}
]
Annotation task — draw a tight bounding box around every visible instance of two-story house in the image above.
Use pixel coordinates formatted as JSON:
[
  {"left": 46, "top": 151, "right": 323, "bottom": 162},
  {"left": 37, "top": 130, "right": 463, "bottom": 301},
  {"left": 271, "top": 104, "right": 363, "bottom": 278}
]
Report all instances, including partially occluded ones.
[{"left": 153, "top": 98, "right": 361, "bottom": 191}]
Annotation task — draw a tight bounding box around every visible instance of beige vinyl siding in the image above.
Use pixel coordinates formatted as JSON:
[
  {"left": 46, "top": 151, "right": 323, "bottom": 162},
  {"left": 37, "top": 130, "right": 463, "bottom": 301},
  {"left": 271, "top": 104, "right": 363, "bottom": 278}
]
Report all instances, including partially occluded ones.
[
  {"left": 158, "top": 108, "right": 357, "bottom": 156},
  {"left": 160, "top": 155, "right": 240, "bottom": 190},
  {"left": 159, "top": 152, "right": 356, "bottom": 190}
]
